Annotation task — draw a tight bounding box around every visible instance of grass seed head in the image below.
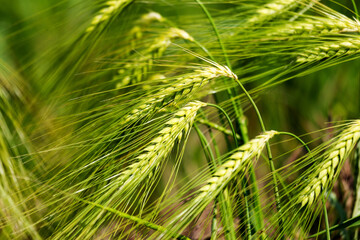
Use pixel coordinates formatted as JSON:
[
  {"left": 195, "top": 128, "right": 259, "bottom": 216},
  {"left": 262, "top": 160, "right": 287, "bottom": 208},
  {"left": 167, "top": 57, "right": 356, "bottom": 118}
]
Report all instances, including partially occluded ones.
[
  {"left": 299, "top": 120, "right": 360, "bottom": 207},
  {"left": 297, "top": 37, "right": 360, "bottom": 63}
]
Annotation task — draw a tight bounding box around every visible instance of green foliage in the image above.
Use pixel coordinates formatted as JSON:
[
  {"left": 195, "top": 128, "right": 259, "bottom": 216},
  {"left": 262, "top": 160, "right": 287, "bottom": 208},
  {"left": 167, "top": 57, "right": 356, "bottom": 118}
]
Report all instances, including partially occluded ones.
[{"left": 1, "top": 0, "right": 360, "bottom": 239}]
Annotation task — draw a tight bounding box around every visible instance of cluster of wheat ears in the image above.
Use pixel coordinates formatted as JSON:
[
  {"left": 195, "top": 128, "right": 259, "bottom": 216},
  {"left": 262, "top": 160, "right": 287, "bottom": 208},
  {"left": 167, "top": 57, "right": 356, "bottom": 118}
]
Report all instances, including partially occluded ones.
[{"left": 1, "top": 0, "right": 360, "bottom": 239}]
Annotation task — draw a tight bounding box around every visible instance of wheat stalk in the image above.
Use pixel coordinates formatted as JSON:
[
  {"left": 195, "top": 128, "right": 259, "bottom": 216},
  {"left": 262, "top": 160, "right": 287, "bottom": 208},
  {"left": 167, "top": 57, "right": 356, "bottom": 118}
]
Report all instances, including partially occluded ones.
[
  {"left": 86, "top": 0, "right": 133, "bottom": 33},
  {"left": 197, "top": 130, "right": 277, "bottom": 198},
  {"left": 299, "top": 120, "right": 360, "bottom": 207},
  {"left": 296, "top": 37, "right": 360, "bottom": 63},
  {"left": 159, "top": 131, "right": 278, "bottom": 239},
  {"left": 119, "top": 65, "right": 236, "bottom": 125}
]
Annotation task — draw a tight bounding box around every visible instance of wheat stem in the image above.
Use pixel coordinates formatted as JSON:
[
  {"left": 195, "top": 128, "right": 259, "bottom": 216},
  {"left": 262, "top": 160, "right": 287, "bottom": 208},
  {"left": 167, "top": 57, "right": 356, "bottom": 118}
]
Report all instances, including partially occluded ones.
[
  {"left": 194, "top": 123, "right": 237, "bottom": 240},
  {"left": 322, "top": 194, "right": 331, "bottom": 240},
  {"left": 247, "top": 0, "right": 300, "bottom": 25}
]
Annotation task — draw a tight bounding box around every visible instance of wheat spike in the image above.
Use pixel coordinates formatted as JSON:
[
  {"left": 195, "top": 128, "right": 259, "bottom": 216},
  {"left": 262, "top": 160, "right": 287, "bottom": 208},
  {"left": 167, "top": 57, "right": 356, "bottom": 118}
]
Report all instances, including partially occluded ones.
[
  {"left": 247, "top": 0, "right": 299, "bottom": 25},
  {"left": 86, "top": 0, "right": 133, "bottom": 33},
  {"left": 299, "top": 120, "right": 360, "bottom": 207},
  {"left": 270, "top": 17, "right": 360, "bottom": 37},
  {"left": 52, "top": 101, "right": 205, "bottom": 239},
  {"left": 159, "top": 131, "right": 278, "bottom": 239},
  {"left": 118, "top": 101, "right": 206, "bottom": 190},
  {"left": 129, "top": 12, "right": 165, "bottom": 41},
  {"left": 197, "top": 131, "right": 278, "bottom": 198},
  {"left": 297, "top": 37, "right": 360, "bottom": 63},
  {"left": 116, "top": 27, "right": 195, "bottom": 87},
  {"left": 120, "top": 65, "right": 236, "bottom": 125}
]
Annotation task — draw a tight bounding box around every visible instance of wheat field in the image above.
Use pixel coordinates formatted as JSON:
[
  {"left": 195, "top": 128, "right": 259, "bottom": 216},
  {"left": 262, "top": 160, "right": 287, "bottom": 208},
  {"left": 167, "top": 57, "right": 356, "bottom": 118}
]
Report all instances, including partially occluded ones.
[{"left": 1, "top": 0, "right": 360, "bottom": 239}]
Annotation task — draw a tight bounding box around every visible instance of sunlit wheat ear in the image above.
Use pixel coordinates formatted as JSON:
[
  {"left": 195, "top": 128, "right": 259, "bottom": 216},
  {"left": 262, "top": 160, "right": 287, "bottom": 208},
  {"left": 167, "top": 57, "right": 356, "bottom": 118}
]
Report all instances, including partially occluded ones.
[
  {"left": 247, "top": 0, "right": 300, "bottom": 25},
  {"left": 118, "top": 101, "right": 206, "bottom": 190},
  {"left": 299, "top": 120, "right": 360, "bottom": 207},
  {"left": 120, "top": 65, "right": 236, "bottom": 125},
  {"left": 296, "top": 37, "right": 360, "bottom": 63},
  {"left": 86, "top": 0, "right": 133, "bottom": 33},
  {"left": 159, "top": 131, "right": 278, "bottom": 239},
  {"left": 269, "top": 16, "right": 360, "bottom": 37}
]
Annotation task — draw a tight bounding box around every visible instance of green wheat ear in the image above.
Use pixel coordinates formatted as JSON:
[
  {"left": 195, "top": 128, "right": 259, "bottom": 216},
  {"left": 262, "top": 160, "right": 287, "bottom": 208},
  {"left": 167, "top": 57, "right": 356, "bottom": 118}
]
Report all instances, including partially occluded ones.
[
  {"left": 119, "top": 65, "right": 236, "bottom": 126},
  {"left": 118, "top": 100, "right": 207, "bottom": 191},
  {"left": 299, "top": 120, "right": 360, "bottom": 207},
  {"left": 158, "top": 131, "right": 278, "bottom": 239}
]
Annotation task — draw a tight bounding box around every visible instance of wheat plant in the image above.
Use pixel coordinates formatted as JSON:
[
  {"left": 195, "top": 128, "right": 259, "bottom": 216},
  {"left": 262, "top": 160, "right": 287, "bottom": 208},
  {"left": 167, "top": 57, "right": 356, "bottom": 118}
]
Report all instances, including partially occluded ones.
[{"left": 1, "top": 0, "right": 360, "bottom": 239}]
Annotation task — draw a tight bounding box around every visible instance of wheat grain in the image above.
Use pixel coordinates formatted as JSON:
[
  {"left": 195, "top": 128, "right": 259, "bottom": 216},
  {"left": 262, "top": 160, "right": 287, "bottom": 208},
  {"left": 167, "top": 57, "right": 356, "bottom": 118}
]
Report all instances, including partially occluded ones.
[
  {"left": 299, "top": 120, "right": 360, "bottom": 207},
  {"left": 86, "top": 0, "right": 133, "bottom": 33},
  {"left": 297, "top": 37, "right": 360, "bottom": 63},
  {"left": 120, "top": 65, "right": 236, "bottom": 125}
]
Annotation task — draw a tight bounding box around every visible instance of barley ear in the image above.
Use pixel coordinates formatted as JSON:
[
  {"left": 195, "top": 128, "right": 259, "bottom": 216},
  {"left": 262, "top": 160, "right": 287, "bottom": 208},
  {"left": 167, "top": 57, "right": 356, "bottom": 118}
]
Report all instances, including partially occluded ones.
[
  {"left": 159, "top": 131, "right": 278, "bottom": 239},
  {"left": 247, "top": 0, "right": 299, "bottom": 25},
  {"left": 297, "top": 37, "right": 360, "bottom": 63},
  {"left": 118, "top": 101, "right": 207, "bottom": 191},
  {"left": 299, "top": 120, "right": 360, "bottom": 207},
  {"left": 119, "top": 65, "right": 235, "bottom": 126}
]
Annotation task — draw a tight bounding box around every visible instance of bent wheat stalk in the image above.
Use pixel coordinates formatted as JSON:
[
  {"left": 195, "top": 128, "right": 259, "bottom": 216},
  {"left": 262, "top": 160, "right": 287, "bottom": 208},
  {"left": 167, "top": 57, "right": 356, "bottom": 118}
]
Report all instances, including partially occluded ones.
[
  {"left": 299, "top": 120, "right": 360, "bottom": 206},
  {"left": 158, "top": 131, "right": 278, "bottom": 239}
]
